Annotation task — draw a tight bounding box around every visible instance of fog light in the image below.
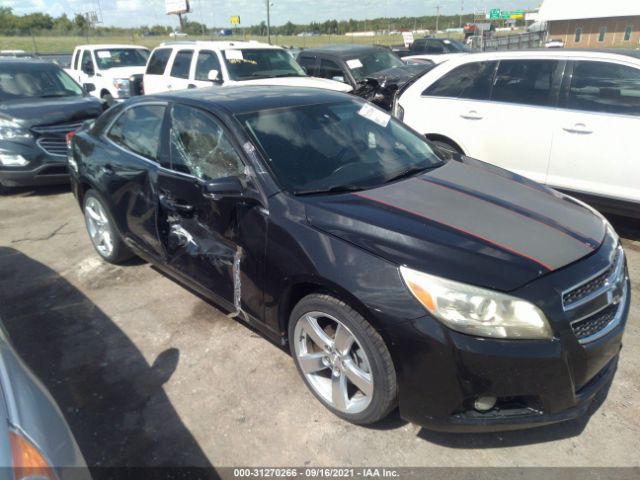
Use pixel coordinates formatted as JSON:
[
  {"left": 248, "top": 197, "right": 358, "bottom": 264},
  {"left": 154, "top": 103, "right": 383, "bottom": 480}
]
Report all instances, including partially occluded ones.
[
  {"left": 473, "top": 396, "right": 497, "bottom": 412},
  {"left": 0, "top": 154, "right": 29, "bottom": 166}
]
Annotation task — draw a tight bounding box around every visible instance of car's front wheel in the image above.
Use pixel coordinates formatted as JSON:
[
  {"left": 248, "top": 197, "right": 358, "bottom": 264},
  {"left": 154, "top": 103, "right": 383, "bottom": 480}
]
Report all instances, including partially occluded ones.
[
  {"left": 289, "top": 294, "right": 397, "bottom": 425},
  {"left": 83, "top": 190, "right": 133, "bottom": 264}
]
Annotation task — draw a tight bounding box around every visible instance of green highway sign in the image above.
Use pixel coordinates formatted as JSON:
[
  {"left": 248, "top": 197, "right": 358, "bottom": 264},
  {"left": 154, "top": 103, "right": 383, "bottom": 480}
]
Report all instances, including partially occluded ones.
[{"left": 489, "top": 8, "right": 501, "bottom": 19}]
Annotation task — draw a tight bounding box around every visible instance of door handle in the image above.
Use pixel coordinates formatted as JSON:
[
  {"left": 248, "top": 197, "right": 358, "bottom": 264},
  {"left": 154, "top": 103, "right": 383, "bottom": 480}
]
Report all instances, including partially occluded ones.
[
  {"left": 563, "top": 123, "right": 593, "bottom": 134},
  {"left": 100, "top": 164, "right": 114, "bottom": 175},
  {"left": 460, "top": 110, "right": 483, "bottom": 120},
  {"left": 159, "top": 194, "right": 195, "bottom": 214}
]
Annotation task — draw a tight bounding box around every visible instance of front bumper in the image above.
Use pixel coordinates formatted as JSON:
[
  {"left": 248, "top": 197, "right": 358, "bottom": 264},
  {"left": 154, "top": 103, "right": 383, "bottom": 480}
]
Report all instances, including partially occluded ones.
[
  {"left": 383, "top": 235, "right": 630, "bottom": 432},
  {"left": 0, "top": 141, "right": 69, "bottom": 188}
]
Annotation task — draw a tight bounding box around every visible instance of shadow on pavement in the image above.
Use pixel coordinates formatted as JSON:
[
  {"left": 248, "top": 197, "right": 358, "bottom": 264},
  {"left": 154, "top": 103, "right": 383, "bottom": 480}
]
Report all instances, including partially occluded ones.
[
  {"left": 2, "top": 183, "right": 72, "bottom": 197},
  {"left": 0, "top": 247, "right": 218, "bottom": 479}
]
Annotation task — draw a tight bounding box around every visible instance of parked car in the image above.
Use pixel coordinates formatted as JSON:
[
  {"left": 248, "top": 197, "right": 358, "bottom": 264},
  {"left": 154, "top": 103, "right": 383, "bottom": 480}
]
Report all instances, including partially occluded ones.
[
  {"left": 0, "top": 59, "right": 104, "bottom": 192},
  {"left": 68, "top": 86, "right": 629, "bottom": 432},
  {"left": 298, "top": 44, "right": 433, "bottom": 109},
  {"left": 142, "top": 41, "right": 352, "bottom": 95},
  {"left": 394, "top": 49, "right": 640, "bottom": 219},
  {"left": 400, "top": 37, "right": 471, "bottom": 64},
  {"left": 0, "top": 317, "right": 90, "bottom": 479},
  {"left": 66, "top": 44, "right": 150, "bottom": 104}
]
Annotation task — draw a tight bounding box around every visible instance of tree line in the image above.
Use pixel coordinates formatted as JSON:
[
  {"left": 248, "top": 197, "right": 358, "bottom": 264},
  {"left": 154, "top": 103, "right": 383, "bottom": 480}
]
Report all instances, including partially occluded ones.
[{"left": 0, "top": 7, "right": 476, "bottom": 37}]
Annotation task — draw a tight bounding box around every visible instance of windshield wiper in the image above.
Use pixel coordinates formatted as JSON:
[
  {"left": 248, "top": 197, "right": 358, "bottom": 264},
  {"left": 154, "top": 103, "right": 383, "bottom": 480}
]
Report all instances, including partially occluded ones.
[
  {"left": 384, "top": 164, "right": 439, "bottom": 183},
  {"left": 294, "top": 184, "right": 366, "bottom": 196},
  {"left": 39, "top": 93, "right": 72, "bottom": 98}
]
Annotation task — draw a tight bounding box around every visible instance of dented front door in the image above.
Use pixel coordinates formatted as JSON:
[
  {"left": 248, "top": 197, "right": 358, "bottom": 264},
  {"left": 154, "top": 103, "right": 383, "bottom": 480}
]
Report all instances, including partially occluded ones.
[{"left": 155, "top": 103, "right": 266, "bottom": 318}]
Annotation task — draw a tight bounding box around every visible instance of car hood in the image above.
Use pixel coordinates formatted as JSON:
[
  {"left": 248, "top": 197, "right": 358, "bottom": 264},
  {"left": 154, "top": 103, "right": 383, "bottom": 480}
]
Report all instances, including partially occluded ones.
[
  {"left": 361, "top": 64, "right": 434, "bottom": 88},
  {"left": 99, "top": 66, "right": 146, "bottom": 78},
  {"left": 231, "top": 76, "right": 353, "bottom": 92},
  {"left": 304, "top": 159, "right": 606, "bottom": 292},
  {"left": 0, "top": 96, "right": 104, "bottom": 128}
]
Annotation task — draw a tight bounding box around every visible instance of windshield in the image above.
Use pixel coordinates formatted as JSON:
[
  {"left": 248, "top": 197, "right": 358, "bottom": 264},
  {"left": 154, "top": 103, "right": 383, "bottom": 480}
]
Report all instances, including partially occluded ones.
[
  {"left": 0, "top": 62, "right": 83, "bottom": 100},
  {"left": 443, "top": 39, "right": 471, "bottom": 53},
  {"left": 224, "top": 48, "right": 306, "bottom": 80},
  {"left": 345, "top": 50, "right": 405, "bottom": 82},
  {"left": 95, "top": 48, "right": 149, "bottom": 69},
  {"left": 237, "top": 99, "right": 443, "bottom": 194}
]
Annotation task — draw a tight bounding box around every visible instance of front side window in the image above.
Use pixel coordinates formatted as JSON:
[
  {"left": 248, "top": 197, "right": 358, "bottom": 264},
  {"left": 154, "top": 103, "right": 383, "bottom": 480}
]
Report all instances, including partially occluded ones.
[
  {"left": 598, "top": 26, "right": 607, "bottom": 42},
  {"left": 0, "top": 63, "right": 83, "bottom": 100},
  {"left": 297, "top": 55, "right": 317, "bottom": 75},
  {"left": 194, "top": 50, "right": 221, "bottom": 81},
  {"left": 491, "top": 59, "right": 561, "bottom": 107},
  {"left": 108, "top": 105, "right": 165, "bottom": 161},
  {"left": 624, "top": 25, "right": 633, "bottom": 41},
  {"left": 81, "top": 50, "right": 94, "bottom": 74},
  {"left": 169, "top": 105, "right": 245, "bottom": 180},
  {"left": 423, "top": 61, "right": 496, "bottom": 100},
  {"left": 425, "top": 40, "right": 445, "bottom": 54},
  {"left": 237, "top": 99, "right": 442, "bottom": 194},
  {"left": 94, "top": 48, "right": 149, "bottom": 70},
  {"left": 317, "top": 59, "right": 345, "bottom": 81},
  {"left": 170, "top": 50, "right": 194, "bottom": 79},
  {"left": 146, "top": 48, "right": 172, "bottom": 75},
  {"left": 223, "top": 48, "right": 305, "bottom": 81},
  {"left": 568, "top": 61, "right": 640, "bottom": 116},
  {"left": 575, "top": 28, "right": 582, "bottom": 43}
]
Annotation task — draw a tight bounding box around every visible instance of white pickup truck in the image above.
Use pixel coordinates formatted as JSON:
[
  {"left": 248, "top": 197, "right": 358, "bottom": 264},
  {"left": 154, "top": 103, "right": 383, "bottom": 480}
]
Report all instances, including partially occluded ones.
[{"left": 66, "top": 44, "right": 150, "bottom": 104}]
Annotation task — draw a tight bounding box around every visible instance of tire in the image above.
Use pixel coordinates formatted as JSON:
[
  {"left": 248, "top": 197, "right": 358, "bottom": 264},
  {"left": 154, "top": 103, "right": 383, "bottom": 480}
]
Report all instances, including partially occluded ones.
[
  {"left": 288, "top": 294, "right": 397, "bottom": 425},
  {"left": 83, "top": 190, "right": 134, "bottom": 264}
]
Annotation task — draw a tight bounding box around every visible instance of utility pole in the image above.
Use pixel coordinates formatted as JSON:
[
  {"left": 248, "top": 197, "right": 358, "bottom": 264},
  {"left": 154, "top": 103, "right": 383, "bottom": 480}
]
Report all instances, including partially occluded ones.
[
  {"left": 459, "top": 0, "right": 464, "bottom": 28},
  {"left": 266, "top": 0, "right": 271, "bottom": 44},
  {"left": 435, "top": 5, "right": 441, "bottom": 33}
]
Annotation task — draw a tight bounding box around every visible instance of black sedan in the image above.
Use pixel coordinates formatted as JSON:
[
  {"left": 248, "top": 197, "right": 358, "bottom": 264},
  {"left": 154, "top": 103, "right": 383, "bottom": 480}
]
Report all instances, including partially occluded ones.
[
  {"left": 68, "top": 86, "right": 630, "bottom": 431},
  {"left": 0, "top": 59, "right": 104, "bottom": 193}
]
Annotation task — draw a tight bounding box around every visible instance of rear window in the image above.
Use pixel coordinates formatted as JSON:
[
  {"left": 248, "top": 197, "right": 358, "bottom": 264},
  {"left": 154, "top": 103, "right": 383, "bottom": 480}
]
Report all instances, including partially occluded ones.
[
  {"left": 491, "top": 59, "right": 562, "bottom": 107},
  {"left": 146, "top": 48, "right": 172, "bottom": 75},
  {"left": 170, "top": 50, "right": 194, "bottom": 79}
]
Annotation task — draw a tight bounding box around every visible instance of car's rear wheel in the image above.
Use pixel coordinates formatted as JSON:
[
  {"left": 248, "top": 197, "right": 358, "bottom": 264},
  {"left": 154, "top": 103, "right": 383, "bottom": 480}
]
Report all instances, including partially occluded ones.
[
  {"left": 83, "top": 190, "right": 133, "bottom": 264},
  {"left": 289, "top": 294, "right": 397, "bottom": 425}
]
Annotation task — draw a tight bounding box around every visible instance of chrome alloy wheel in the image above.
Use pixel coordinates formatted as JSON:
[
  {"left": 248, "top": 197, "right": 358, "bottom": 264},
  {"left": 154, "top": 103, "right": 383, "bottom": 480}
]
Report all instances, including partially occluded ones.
[
  {"left": 293, "top": 311, "right": 374, "bottom": 414},
  {"left": 84, "top": 197, "right": 114, "bottom": 258}
]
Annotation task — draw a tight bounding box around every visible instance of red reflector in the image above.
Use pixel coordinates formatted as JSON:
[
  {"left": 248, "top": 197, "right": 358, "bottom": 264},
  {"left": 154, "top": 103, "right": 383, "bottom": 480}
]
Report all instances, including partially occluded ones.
[{"left": 65, "top": 130, "right": 76, "bottom": 145}]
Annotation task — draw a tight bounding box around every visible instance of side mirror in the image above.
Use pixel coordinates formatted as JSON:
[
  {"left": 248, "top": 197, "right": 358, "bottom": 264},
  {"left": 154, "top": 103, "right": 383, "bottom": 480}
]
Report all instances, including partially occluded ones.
[
  {"left": 207, "top": 69, "right": 222, "bottom": 83},
  {"left": 203, "top": 176, "right": 243, "bottom": 200},
  {"left": 83, "top": 83, "right": 96, "bottom": 93},
  {"left": 331, "top": 75, "right": 345, "bottom": 83}
]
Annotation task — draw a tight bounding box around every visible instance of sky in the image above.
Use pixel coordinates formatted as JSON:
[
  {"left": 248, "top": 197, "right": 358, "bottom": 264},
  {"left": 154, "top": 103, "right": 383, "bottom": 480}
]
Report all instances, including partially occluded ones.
[{"left": 1, "top": 0, "right": 540, "bottom": 29}]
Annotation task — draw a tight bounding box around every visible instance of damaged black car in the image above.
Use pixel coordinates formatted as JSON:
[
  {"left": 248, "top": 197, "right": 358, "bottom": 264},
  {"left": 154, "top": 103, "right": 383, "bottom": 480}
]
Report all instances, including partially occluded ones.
[{"left": 69, "top": 86, "right": 630, "bottom": 432}]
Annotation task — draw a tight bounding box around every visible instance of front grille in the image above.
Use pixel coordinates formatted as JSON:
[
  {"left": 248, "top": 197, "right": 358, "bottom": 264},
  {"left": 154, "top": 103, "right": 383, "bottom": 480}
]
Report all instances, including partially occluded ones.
[
  {"left": 563, "top": 248, "right": 622, "bottom": 310},
  {"left": 572, "top": 303, "right": 618, "bottom": 341},
  {"left": 31, "top": 121, "right": 84, "bottom": 158}
]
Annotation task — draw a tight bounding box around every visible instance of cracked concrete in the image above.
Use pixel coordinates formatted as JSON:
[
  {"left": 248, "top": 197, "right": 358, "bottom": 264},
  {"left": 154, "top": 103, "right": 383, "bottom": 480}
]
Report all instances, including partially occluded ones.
[{"left": 0, "top": 185, "right": 638, "bottom": 469}]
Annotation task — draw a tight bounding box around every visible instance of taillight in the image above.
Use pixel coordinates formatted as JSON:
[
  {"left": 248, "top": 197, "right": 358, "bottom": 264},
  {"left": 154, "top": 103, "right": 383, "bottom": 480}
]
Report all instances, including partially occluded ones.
[
  {"left": 9, "top": 430, "right": 56, "bottom": 480},
  {"left": 65, "top": 130, "right": 76, "bottom": 147}
]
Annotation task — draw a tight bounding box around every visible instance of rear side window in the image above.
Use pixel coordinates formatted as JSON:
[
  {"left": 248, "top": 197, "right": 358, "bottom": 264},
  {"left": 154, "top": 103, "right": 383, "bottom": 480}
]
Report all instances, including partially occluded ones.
[
  {"left": 170, "top": 50, "right": 194, "bottom": 79},
  {"left": 568, "top": 61, "right": 640, "bottom": 116},
  {"left": 194, "top": 50, "right": 221, "bottom": 80},
  {"left": 297, "top": 55, "right": 316, "bottom": 75},
  {"left": 423, "top": 61, "right": 496, "bottom": 100},
  {"left": 491, "top": 59, "right": 561, "bottom": 107},
  {"left": 425, "top": 40, "right": 445, "bottom": 54},
  {"left": 108, "top": 105, "right": 165, "bottom": 161},
  {"left": 146, "top": 48, "right": 172, "bottom": 75},
  {"left": 411, "top": 39, "right": 426, "bottom": 53}
]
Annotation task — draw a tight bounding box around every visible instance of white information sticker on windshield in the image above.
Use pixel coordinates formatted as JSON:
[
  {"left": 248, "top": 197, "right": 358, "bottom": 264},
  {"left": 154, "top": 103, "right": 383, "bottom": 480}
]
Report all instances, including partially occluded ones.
[
  {"left": 346, "top": 58, "right": 363, "bottom": 69},
  {"left": 97, "top": 51, "right": 112, "bottom": 58},
  {"left": 225, "top": 49, "right": 244, "bottom": 60},
  {"left": 358, "top": 103, "right": 390, "bottom": 128}
]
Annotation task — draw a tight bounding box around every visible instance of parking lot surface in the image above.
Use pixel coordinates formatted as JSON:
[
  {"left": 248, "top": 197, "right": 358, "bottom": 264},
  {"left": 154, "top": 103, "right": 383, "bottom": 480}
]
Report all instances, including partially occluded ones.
[{"left": 0, "top": 185, "right": 639, "bottom": 468}]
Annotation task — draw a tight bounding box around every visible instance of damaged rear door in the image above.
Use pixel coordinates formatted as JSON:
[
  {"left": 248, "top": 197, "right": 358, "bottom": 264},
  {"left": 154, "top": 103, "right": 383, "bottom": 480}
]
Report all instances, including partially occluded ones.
[{"left": 156, "top": 103, "right": 267, "bottom": 320}]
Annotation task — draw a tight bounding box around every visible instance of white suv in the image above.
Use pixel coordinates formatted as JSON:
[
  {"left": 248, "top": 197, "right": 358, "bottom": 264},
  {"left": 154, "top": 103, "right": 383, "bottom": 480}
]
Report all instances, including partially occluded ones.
[
  {"left": 143, "top": 41, "right": 352, "bottom": 94},
  {"left": 395, "top": 50, "right": 640, "bottom": 218}
]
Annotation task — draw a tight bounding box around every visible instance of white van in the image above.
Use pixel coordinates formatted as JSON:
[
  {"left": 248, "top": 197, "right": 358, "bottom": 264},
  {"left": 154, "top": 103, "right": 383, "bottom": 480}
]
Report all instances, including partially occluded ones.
[{"left": 143, "top": 41, "right": 352, "bottom": 95}]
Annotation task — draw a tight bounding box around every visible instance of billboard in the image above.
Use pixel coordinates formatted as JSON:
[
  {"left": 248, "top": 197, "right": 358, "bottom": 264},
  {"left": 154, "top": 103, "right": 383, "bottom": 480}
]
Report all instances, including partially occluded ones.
[
  {"left": 230, "top": 15, "right": 241, "bottom": 25},
  {"left": 166, "top": 0, "right": 189, "bottom": 15}
]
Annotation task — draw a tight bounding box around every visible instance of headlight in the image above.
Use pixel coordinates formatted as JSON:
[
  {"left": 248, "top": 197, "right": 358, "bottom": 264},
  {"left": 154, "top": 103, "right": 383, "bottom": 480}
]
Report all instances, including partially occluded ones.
[
  {"left": 0, "top": 153, "right": 29, "bottom": 166},
  {"left": 393, "top": 102, "right": 404, "bottom": 120},
  {"left": 0, "top": 118, "right": 32, "bottom": 140},
  {"left": 400, "top": 266, "right": 552, "bottom": 339},
  {"left": 112, "top": 78, "right": 131, "bottom": 97}
]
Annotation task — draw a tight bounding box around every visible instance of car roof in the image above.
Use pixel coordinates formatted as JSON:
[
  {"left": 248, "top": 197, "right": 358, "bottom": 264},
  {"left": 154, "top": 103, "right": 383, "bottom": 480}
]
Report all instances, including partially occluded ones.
[
  {"left": 0, "top": 58, "right": 56, "bottom": 66},
  {"left": 75, "top": 44, "right": 148, "bottom": 50},
  {"left": 140, "top": 85, "right": 355, "bottom": 115},
  {"left": 449, "top": 48, "right": 640, "bottom": 63},
  {"left": 157, "top": 40, "right": 279, "bottom": 51},
  {"left": 300, "top": 44, "right": 390, "bottom": 58}
]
